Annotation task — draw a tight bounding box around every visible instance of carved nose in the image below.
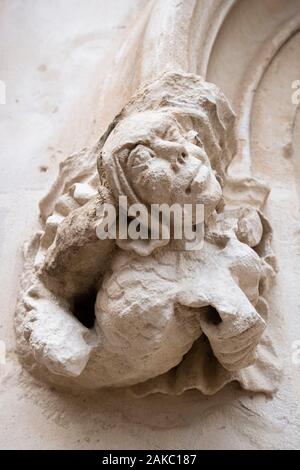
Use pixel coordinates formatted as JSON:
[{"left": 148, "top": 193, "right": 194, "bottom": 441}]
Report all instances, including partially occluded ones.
[{"left": 190, "top": 165, "right": 209, "bottom": 192}]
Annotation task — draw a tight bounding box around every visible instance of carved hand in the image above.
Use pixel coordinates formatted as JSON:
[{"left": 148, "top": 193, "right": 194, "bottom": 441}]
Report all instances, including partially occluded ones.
[{"left": 198, "top": 279, "right": 266, "bottom": 371}]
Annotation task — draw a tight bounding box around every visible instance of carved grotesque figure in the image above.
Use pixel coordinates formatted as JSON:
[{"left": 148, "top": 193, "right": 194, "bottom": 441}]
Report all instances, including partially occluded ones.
[{"left": 16, "top": 73, "right": 279, "bottom": 395}]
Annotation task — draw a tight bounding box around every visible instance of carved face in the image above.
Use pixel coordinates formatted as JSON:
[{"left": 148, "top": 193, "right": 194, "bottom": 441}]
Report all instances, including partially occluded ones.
[{"left": 103, "top": 110, "right": 222, "bottom": 220}]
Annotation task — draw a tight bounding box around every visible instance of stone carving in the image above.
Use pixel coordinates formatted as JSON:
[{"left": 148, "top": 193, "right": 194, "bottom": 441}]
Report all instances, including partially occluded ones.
[{"left": 15, "top": 72, "right": 280, "bottom": 395}]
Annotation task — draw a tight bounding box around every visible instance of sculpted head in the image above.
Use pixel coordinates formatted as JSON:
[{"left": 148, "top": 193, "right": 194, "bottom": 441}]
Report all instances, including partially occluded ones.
[{"left": 98, "top": 72, "right": 236, "bottom": 222}]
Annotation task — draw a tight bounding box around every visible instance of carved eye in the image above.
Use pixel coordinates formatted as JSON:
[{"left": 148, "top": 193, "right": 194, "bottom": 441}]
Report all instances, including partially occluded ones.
[
  {"left": 186, "top": 130, "right": 201, "bottom": 146},
  {"left": 128, "top": 144, "right": 154, "bottom": 169},
  {"left": 195, "top": 134, "right": 203, "bottom": 148}
]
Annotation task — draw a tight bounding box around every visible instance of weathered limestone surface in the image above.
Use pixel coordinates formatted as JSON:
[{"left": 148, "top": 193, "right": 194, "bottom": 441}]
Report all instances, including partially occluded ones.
[
  {"left": 1, "top": 0, "right": 300, "bottom": 450},
  {"left": 15, "top": 71, "right": 279, "bottom": 396}
]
